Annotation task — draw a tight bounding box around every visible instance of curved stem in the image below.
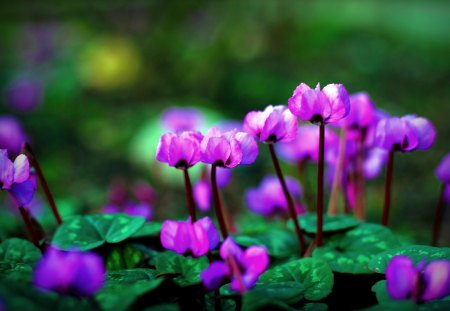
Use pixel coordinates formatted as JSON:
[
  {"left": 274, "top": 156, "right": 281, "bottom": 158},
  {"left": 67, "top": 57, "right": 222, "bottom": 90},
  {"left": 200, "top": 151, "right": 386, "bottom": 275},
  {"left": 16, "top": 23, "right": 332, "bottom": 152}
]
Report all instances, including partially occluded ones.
[
  {"left": 227, "top": 255, "right": 247, "bottom": 294},
  {"left": 431, "top": 184, "right": 446, "bottom": 246},
  {"left": 18, "top": 206, "right": 40, "bottom": 249},
  {"left": 382, "top": 149, "right": 395, "bottom": 226},
  {"left": 211, "top": 164, "right": 229, "bottom": 239},
  {"left": 316, "top": 124, "right": 325, "bottom": 247},
  {"left": 268, "top": 143, "right": 306, "bottom": 254},
  {"left": 182, "top": 168, "right": 197, "bottom": 222},
  {"left": 23, "top": 143, "right": 62, "bottom": 225},
  {"left": 328, "top": 127, "right": 347, "bottom": 215}
]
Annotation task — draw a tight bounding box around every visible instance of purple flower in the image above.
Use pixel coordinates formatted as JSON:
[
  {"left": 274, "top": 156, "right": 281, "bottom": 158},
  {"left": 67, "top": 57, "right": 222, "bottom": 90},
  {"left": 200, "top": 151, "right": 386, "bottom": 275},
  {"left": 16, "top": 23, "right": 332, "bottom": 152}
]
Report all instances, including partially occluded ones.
[
  {"left": 0, "top": 116, "right": 28, "bottom": 155},
  {"left": 200, "top": 127, "right": 258, "bottom": 168},
  {"left": 386, "top": 256, "right": 450, "bottom": 302},
  {"left": 340, "top": 92, "right": 375, "bottom": 130},
  {"left": 375, "top": 115, "right": 436, "bottom": 152},
  {"left": 123, "top": 202, "right": 153, "bottom": 220},
  {"left": 436, "top": 154, "right": 450, "bottom": 184},
  {"left": 277, "top": 125, "right": 339, "bottom": 164},
  {"left": 201, "top": 237, "right": 269, "bottom": 293},
  {"left": 0, "top": 149, "right": 36, "bottom": 206},
  {"left": 34, "top": 248, "right": 105, "bottom": 297},
  {"left": 133, "top": 181, "right": 156, "bottom": 204},
  {"left": 215, "top": 120, "right": 243, "bottom": 132},
  {"left": 288, "top": 83, "right": 350, "bottom": 124},
  {"left": 5, "top": 78, "right": 43, "bottom": 112},
  {"left": 364, "top": 147, "right": 389, "bottom": 180},
  {"left": 160, "top": 216, "right": 220, "bottom": 257},
  {"left": 156, "top": 131, "right": 203, "bottom": 169},
  {"left": 243, "top": 105, "right": 297, "bottom": 143},
  {"left": 161, "top": 107, "right": 204, "bottom": 133},
  {"left": 245, "top": 175, "right": 305, "bottom": 216},
  {"left": 193, "top": 167, "right": 233, "bottom": 212}
]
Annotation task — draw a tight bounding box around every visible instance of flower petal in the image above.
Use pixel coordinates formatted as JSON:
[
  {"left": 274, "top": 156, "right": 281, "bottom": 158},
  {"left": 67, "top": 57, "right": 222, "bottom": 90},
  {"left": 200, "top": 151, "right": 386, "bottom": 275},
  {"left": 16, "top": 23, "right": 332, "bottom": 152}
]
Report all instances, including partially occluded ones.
[
  {"left": 156, "top": 133, "right": 175, "bottom": 164},
  {"left": 9, "top": 179, "right": 35, "bottom": 206},
  {"left": 386, "top": 256, "right": 417, "bottom": 300},
  {"left": 220, "top": 237, "right": 242, "bottom": 260},
  {"left": 160, "top": 220, "right": 180, "bottom": 251},
  {"left": 194, "top": 216, "right": 220, "bottom": 251},
  {"left": 234, "top": 132, "right": 258, "bottom": 165},
  {"left": 422, "top": 260, "right": 450, "bottom": 301},
  {"left": 13, "top": 154, "right": 30, "bottom": 184},
  {"left": 0, "top": 149, "right": 14, "bottom": 188},
  {"left": 321, "top": 84, "right": 350, "bottom": 123},
  {"left": 241, "top": 246, "right": 269, "bottom": 275},
  {"left": 193, "top": 180, "right": 211, "bottom": 212},
  {"left": 201, "top": 261, "right": 230, "bottom": 291},
  {"left": 436, "top": 154, "right": 450, "bottom": 184}
]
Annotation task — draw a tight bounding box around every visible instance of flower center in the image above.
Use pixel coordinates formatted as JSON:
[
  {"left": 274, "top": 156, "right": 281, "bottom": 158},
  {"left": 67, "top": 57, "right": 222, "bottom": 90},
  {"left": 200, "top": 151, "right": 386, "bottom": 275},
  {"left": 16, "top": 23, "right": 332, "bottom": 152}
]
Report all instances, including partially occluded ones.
[
  {"left": 311, "top": 114, "right": 324, "bottom": 125},
  {"left": 175, "top": 160, "right": 189, "bottom": 170}
]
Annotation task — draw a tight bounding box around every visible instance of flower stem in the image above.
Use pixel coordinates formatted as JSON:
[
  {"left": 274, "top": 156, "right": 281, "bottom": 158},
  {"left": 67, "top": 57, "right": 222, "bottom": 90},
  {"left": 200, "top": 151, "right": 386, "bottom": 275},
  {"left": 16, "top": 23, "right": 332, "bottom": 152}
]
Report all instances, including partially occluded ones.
[
  {"left": 211, "top": 164, "right": 229, "bottom": 239},
  {"left": 355, "top": 129, "right": 366, "bottom": 220},
  {"left": 328, "top": 127, "right": 346, "bottom": 215},
  {"left": 382, "top": 149, "right": 395, "bottom": 226},
  {"left": 227, "top": 255, "right": 247, "bottom": 294},
  {"left": 316, "top": 123, "right": 325, "bottom": 247},
  {"left": 18, "top": 206, "right": 40, "bottom": 249},
  {"left": 431, "top": 184, "right": 446, "bottom": 246},
  {"left": 23, "top": 143, "right": 62, "bottom": 225},
  {"left": 182, "top": 168, "right": 197, "bottom": 222},
  {"left": 268, "top": 143, "right": 306, "bottom": 254}
]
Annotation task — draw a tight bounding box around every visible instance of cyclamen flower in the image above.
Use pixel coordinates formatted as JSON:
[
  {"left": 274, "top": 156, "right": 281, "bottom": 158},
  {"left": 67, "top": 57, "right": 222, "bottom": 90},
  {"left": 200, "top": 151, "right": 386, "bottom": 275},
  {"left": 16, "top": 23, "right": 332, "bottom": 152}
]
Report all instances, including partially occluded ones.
[
  {"left": 386, "top": 256, "right": 450, "bottom": 302},
  {"left": 201, "top": 237, "right": 269, "bottom": 293},
  {"left": 161, "top": 107, "right": 204, "bottom": 133},
  {"left": 243, "top": 105, "right": 297, "bottom": 143},
  {"left": 288, "top": 83, "right": 350, "bottom": 124},
  {"left": 436, "top": 154, "right": 450, "bottom": 185},
  {"left": 156, "top": 131, "right": 203, "bottom": 169},
  {"left": 200, "top": 127, "right": 258, "bottom": 168},
  {"left": 34, "top": 248, "right": 105, "bottom": 297},
  {"left": 246, "top": 175, "right": 305, "bottom": 216},
  {"left": 340, "top": 92, "right": 375, "bottom": 130},
  {"left": 0, "top": 116, "right": 28, "bottom": 155},
  {"left": 0, "top": 149, "right": 36, "bottom": 206},
  {"left": 160, "top": 216, "right": 220, "bottom": 257}
]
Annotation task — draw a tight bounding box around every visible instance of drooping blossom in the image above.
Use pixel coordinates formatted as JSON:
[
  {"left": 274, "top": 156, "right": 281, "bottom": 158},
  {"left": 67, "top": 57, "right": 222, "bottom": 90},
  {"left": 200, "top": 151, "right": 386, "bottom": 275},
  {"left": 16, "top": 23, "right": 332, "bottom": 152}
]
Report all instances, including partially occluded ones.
[
  {"left": 436, "top": 153, "right": 450, "bottom": 185},
  {"left": 339, "top": 92, "right": 375, "bottom": 130},
  {"left": 288, "top": 83, "right": 350, "bottom": 124},
  {"left": 386, "top": 256, "right": 450, "bottom": 302},
  {"left": 156, "top": 131, "right": 203, "bottom": 169},
  {"left": 0, "top": 116, "right": 28, "bottom": 155},
  {"left": 0, "top": 149, "right": 36, "bottom": 206},
  {"left": 201, "top": 237, "right": 269, "bottom": 294},
  {"left": 193, "top": 167, "right": 232, "bottom": 212},
  {"left": 375, "top": 115, "right": 436, "bottom": 152},
  {"left": 5, "top": 78, "right": 43, "bottom": 112},
  {"left": 161, "top": 107, "right": 204, "bottom": 133},
  {"left": 200, "top": 127, "right": 258, "bottom": 168},
  {"left": 243, "top": 105, "right": 297, "bottom": 143},
  {"left": 34, "top": 248, "right": 105, "bottom": 297},
  {"left": 245, "top": 175, "right": 305, "bottom": 216},
  {"left": 160, "top": 216, "right": 220, "bottom": 257}
]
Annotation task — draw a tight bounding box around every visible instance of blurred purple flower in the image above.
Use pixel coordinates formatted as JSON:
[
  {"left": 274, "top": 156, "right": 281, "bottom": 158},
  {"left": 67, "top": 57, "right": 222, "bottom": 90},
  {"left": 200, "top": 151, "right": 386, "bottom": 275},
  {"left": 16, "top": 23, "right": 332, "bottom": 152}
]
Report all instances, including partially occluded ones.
[
  {"left": 107, "top": 180, "right": 128, "bottom": 206},
  {"left": 200, "top": 127, "right": 258, "bottom": 168},
  {"left": 436, "top": 154, "right": 450, "bottom": 184},
  {"left": 375, "top": 115, "right": 436, "bottom": 152},
  {"left": 193, "top": 167, "right": 232, "bottom": 212},
  {"left": 340, "top": 92, "right": 375, "bottom": 130},
  {"left": 386, "top": 256, "right": 450, "bottom": 302},
  {"left": 0, "top": 116, "right": 28, "bottom": 155},
  {"left": 288, "top": 83, "right": 350, "bottom": 124},
  {"left": 215, "top": 120, "right": 243, "bottom": 132},
  {"left": 123, "top": 202, "right": 153, "bottom": 220},
  {"left": 364, "top": 148, "right": 389, "bottom": 180},
  {"left": 5, "top": 78, "right": 43, "bottom": 112},
  {"left": 161, "top": 107, "right": 204, "bottom": 133},
  {"left": 133, "top": 181, "right": 156, "bottom": 204},
  {"left": 0, "top": 149, "right": 36, "bottom": 206},
  {"left": 245, "top": 175, "right": 305, "bottom": 216},
  {"left": 160, "top": 216, "right": 219, "bottom": 257},
  {"left": 444, "top": 184, "right": 450, "bottom": 205},
  {"left": 156, "top": 131, "right": 203, "bottom": 169},
  {"left": 201, "top": 237, "right": 269, "bottom": 293},
  {"left": 34, "top": 248, "right": 105, "bottom": 297},
  {"left": 243, "top": 105, "right": 297, "bottom": 143}
]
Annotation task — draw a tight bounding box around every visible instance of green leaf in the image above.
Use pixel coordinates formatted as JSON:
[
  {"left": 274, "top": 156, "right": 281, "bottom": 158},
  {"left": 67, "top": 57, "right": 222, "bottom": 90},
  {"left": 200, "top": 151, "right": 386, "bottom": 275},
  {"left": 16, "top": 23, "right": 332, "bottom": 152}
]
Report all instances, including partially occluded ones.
[
  {"left": 0, "top": 262, "right": 33, "bottom": 281},
  {"left": 312, "top": 223, "right": 401, "bottom": 274},
  {"left": 259, "top": 258, "right": 333, "bottom": 301},
  {"left": 205, "top": 292, "right": 236, "bottom": 311},
  {"left": 297, "top": 303, "right": 329, "bottom": 311},
  {"left": 52, "top": 213, "right": 146, "bottom": 251},
  {"left": 0, "top": 238, "right": 41, "bottom": 265},
  {"left": 106, "top": 245, "right": 144, "bottom": 270},
  {"left": 368, "top": 245, "right": 450, "bottom": 273},
  {"left": 372, "top": 280, "right": 393, "bottom": 304},
  {"left": 242, "top": 290, "right": 296, "bottom": 311},
  {"left": 361, "top": 301, "right": 418, "bottom": 311},
  {"left": 106, "top": 268, "right": 159, "bottom": 284},
  {"left": 232, "top": 229, "right": 301, "bottom": 258},
  {"left": 154, "top": 251, "right": 208, "bottom": 287},
  {"left": 289, "top": 214, "right": 360, "bottom": 234},
  {"left": 131, "top": 222, "right": 162, "bottom": 238},
  {"left": 254, "top": 282, "right": 306, "bottom": 304}
]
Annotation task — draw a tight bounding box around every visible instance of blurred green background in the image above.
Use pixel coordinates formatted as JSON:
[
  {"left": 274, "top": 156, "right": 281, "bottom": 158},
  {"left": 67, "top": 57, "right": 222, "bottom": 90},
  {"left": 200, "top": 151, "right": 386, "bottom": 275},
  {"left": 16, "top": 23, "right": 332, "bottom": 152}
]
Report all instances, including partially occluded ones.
[{"left": 0, "top": 1, "right": 449, "bottom": 244}]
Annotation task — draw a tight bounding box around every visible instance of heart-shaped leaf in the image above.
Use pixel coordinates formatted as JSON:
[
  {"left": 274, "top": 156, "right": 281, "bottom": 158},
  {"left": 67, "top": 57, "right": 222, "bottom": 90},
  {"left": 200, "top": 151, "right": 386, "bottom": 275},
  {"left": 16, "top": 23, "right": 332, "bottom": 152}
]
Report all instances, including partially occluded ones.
[
  {"left": 0, "top": 238, "right": 41, "bottom": 265},
  {"left": 131, "top": 222, "right": 162, "bottom": 238},
  {"left": 106, "top": 245, "right": 145, "bottom": 270},
  {"left": 288, "top": 214, "right": 360, "bottom": 235},
  {"left": 52, "top": 214, "right": 146, "bottom": 250}
]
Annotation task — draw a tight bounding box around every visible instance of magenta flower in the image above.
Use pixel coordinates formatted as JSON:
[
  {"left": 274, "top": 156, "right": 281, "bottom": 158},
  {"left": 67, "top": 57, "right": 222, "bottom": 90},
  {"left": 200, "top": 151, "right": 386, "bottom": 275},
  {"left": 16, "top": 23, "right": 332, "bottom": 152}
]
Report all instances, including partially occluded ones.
[
  {"left": 133, "top": 181, "right": 156, "bottom": 204},
  {"left": 161, "top": 107, "right": 204, "bottom": 133},
  {"left": 288, "top": 83, "right": 350, "bottom": 124},
  {"left": 246, "top": 175, "right": 305, "bottom": 216},
  {"left": 201, "top": 237, "right": 269, "bottom": 294},
  {"left": 386, "top": 256, "right": 450, "bottom": 302},
  {"left": 200, "top": 127, "right": 258, "bottom": 168},
  {"left": 0, "top": 116, "right": 28, "bottom": 155},
  {"left": 160, "top": 216, "right": 220, "bottom": 257},
  {"left": 156, "top": 131, "right": 203, "bottom": 169},
  {"left": 340, "top": 92, "right": 375, "bottom": 130},
  {"left": 243, "top": 105, "right": 297, "bottom": 143},
  {"left": 34, "top": 248, "right": 105, "bottom": 297},
  {"left": 363, "top": 147, "right": 389, "bottom": 180},
  {"left": 436, "top": 154, "right": 450, "bottom": 185}
]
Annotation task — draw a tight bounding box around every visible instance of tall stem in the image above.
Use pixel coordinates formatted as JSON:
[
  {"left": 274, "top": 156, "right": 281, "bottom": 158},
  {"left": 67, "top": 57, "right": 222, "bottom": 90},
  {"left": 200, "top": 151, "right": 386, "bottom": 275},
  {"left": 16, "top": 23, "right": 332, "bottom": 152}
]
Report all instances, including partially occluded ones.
[
  {"left": 182, "top": 168, "right": 197, "bottom": 222},
  {"left": 431, "top": 184, "right": 446, "bottom": 246},
  {"left": 355, "top": 130, "right": 366, "bottom": 220},
  {"left": 18, "top": 206, "right": 40, "bottom": 249},
  {"left": 316, "top": 124, "right": 325, "bottom": 247},
  {"left": 328, "top": 127, "right": 347, "bottom": 215},
  {"left": 211, "top": 164, "right": 229, "bottom": 239},
  {"left": 268, "top": 143, "right": 306, "bottom": 254},
  {"left": 382, "top": 149, "right": 395, "bottom": 226},
  {"left": 23, "top": 143, "right": 62, "bottom": 225}
]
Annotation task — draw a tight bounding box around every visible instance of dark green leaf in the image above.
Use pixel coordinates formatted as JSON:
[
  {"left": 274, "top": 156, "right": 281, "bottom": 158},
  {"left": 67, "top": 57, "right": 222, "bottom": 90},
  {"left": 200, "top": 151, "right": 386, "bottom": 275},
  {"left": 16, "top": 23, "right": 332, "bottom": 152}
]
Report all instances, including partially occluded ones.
[
  {"left": 52, "top": 214, "right": 146, "bottom": 250},
  {"left": 368, "top": 245, "right": 450, "bottom": 273},
  {"left": 205, "top": 292, "right": 236, "bottom": 311},
  {"left": 259, "top": 258, "right": 333, "bottom": 301},
  {"left": 143, "top": 304, "right": 181, "bottom": 311},
  {"left": 242, "top": 290, "right": 296, "bottom": 311},
  {"left": 312, "top": 223, "right": 401, "bottom": 274},
  {"left": 106, "top": 268, "right": 158, "bottom": 284},
  {"left": 372, "top": 280, "right": 392, "bottom": 304},
  {"left": 0, "top": 238, "right": 41, "bottom": 265},
  {"left": 106, "top": 245, "right": 144, "bottom": 270},
  {"left": 131, "top": 222, "right": 162, "bottom": 238},
  {"left": 289, "top": 214, "right": 360, "bottom": 234}
]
